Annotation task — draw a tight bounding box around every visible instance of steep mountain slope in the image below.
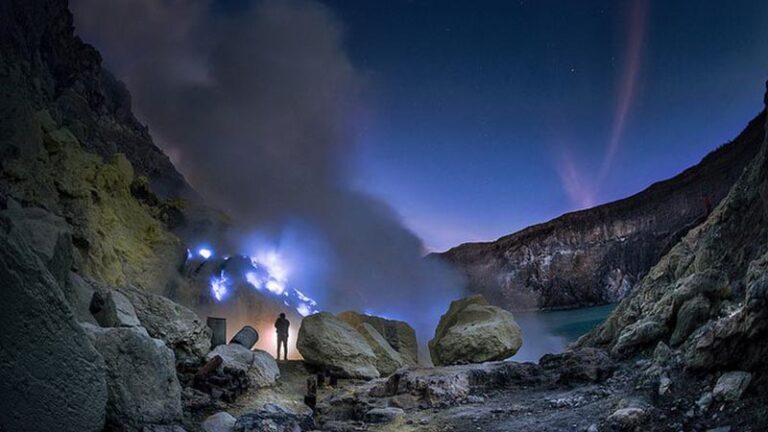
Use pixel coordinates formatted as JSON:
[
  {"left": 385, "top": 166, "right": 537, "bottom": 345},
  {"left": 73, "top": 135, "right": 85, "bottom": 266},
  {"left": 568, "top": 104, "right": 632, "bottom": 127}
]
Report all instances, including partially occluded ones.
[
  {"left": 579, "top": 83, "right": 768, "bottom": 372},
  {"left": 0, "top": 0, "right": 190, "bottom": 198},
  {"left": 0, "top": 0, "right": 188, "bottom": 291},
  {"left": 0, "top": 0, "right": 228, "bottom": 292},
  {"left": 437, "top": 112, "right": 765, "bottom": 310}
]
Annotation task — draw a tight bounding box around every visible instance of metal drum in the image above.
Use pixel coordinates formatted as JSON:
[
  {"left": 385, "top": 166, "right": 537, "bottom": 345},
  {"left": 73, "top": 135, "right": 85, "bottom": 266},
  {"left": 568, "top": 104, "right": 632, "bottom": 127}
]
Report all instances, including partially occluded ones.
[
  {"left": 206, "top": 317, "right": 227, "bottom": 348},
  {"left": 230, "top": 325, "right": 259, "bottom": 349}
]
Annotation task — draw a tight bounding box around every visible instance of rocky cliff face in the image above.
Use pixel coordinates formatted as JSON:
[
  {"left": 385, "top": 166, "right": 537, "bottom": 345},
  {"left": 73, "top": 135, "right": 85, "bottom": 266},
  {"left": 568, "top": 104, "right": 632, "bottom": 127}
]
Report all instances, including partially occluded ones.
[
  {"left": 0, "top": 0, "right": 190, "bottom": 198},
  {"left": 579, "top": 83, "right": 768, "bottom": 373},
  {"left": 0, "top": 0, "right": 228, "bottom": 293},
  {"left": 437, "top": 112, "right": 765, "bottom": 310}
]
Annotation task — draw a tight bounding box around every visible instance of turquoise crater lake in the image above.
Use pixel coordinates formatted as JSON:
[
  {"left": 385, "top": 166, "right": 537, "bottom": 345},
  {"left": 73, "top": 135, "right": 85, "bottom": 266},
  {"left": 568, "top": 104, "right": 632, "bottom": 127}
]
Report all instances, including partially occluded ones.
[{"left": 511, "top": 304, "right": 616, "bottom": 363}]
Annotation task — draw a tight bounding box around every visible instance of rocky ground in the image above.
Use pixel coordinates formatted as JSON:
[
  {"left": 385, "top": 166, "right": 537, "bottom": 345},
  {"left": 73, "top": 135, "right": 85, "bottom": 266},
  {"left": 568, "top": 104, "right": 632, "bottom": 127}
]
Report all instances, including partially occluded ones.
[{"left": 176, "top": 345, "right": 765, "bottom": 432}]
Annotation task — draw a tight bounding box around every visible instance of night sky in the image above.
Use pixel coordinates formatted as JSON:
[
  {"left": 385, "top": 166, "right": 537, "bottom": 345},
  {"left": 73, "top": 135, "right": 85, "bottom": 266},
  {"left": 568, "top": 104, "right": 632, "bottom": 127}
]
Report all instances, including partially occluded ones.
[{"left": 317, "top": 0, "right": 768, "bottom": 251}]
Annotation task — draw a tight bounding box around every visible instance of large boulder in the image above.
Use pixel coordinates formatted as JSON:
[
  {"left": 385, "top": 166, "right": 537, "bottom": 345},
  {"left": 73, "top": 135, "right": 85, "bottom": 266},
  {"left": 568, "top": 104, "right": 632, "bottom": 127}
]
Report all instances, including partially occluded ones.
[
  {"left": 118, "top": 285, "right": 211, "bottom": 365},
  {"left": 337, "top": 311, "right": 419, "bottom": 364},
  {"left": 338, "top": 312, "right": 414, "bottom": 376},
  {"left": 82, "top": 324, "right": 183, "bottom": 430},
  {"left": 359, "top": 322, "right": 408, "bottom": 376},
  {"left": 297, "top": 312, "right": 380, "bottom": 379},
  {"left": 206, "top": 344, "right": 280, "bottom": 388},
  {"left": 0, "top": 209, "right": 108, "bottom": 432},
  {"left": 428, "top": 295, "right": 523, "bottom": 366}
]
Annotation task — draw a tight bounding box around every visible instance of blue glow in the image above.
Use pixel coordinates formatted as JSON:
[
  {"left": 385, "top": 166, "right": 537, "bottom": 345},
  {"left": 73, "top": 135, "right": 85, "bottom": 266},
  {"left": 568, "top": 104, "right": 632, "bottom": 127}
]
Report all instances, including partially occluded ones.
[
  {"left": 204, "top": 246, "right": 321, "bottom": 317},
  {"left": 210, "top": 272, "right": 229, "bottom": 301}
]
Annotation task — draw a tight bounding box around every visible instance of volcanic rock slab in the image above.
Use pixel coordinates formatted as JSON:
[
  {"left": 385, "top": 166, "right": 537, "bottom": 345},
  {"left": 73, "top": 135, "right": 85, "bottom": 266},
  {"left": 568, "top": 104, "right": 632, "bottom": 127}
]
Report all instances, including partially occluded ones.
[
  {"left": 82, "top": 324, "right": 183, "bottom": 430},
  {"left": 0, "top": 208, "right": 108, "bottom": 432},
  {"left": 337, "top": 315, "right": 409, "bottom": 376},
  {"left": 337, "top": 311, "right": 419, "bottom": 364}
]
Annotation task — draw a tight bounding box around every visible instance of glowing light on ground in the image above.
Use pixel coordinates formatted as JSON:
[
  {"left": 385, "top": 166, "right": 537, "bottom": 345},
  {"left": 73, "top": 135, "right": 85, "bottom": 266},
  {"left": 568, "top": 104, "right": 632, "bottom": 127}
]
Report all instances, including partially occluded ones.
[{"left": 198, "top": 248, "right": 213, "bottom": 259}]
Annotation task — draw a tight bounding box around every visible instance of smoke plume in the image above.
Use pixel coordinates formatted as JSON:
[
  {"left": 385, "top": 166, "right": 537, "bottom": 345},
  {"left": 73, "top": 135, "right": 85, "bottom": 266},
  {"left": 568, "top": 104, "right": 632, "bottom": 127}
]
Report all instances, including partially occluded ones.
[{"left": 70, "top": 0, "right": 464, "bottom": 340}]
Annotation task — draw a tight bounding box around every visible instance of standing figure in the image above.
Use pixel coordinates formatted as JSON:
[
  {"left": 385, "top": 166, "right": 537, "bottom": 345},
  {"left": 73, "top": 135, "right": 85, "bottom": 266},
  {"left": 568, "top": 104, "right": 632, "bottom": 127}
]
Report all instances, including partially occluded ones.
[{"left": 275, "top": 312, "right": 290, "bottom": 361}]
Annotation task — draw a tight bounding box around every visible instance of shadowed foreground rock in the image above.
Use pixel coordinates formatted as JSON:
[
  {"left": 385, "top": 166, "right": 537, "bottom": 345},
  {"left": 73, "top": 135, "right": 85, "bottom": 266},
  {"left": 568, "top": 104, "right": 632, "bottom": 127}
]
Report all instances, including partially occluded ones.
[
  {"left": 297, "top": 312, "right": 380, "bottom": 379},
  {"left": 429, "top": 295, "right": 523, "bottom": 366},
  {"left": 0, "top": 208, "right": 108, "bottom": 432},
  {"left": 580, "top": 84, "right": 768, "bottom": 376},
  {"left": 82, "top": 324, "right": 183, "bottom": 430},
  {"left": 118, "top": 285, "right": 212, "bottom": 365}
]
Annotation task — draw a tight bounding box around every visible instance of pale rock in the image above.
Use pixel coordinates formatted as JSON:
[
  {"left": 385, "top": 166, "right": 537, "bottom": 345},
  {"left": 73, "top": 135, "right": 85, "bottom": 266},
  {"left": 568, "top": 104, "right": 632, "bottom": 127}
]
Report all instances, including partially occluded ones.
[
  {"left": 429, "top": 295, "right": 523, "bottom": 366},
  {"left": 338, "top": 311, "right": 419, "bottom": 364},
  {"left": 118, "top": 285, "right": 211, "bottom": 365},
  {"left": 206, "top": 344, "right": 279, "bottom": 388},
  {"left": 297, "top": 312, "right": 379, "bottom": 379},
  {"left": 359, "top": 322, "right": 407, "bottom": 376}
]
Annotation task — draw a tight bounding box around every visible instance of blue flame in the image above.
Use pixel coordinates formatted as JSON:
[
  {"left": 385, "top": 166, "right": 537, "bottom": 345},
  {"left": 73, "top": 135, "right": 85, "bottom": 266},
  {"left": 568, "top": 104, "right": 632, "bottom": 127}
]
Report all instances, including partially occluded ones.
[
  {"left": 210, "top": 272, "right": 229, "bottom": 301},
  {"left": 206, "top": 248, "right": 320, "bottom": 317}
]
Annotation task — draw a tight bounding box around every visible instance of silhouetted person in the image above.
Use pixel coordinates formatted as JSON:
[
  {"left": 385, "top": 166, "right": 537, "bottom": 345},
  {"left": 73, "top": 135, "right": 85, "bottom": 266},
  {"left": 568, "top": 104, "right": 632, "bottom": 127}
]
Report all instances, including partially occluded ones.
[{"left": 275, "top": 312, "right": 290, "bottom": 360}]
